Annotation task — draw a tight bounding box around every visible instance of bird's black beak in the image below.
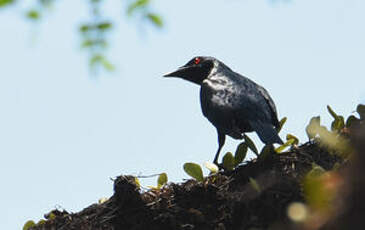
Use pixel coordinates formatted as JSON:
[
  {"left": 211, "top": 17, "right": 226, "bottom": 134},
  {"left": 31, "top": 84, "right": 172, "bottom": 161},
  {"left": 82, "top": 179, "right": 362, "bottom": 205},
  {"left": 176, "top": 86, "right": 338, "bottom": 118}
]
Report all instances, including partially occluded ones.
[
  {"left": 163, "top": 61, "right": 210, "bottom": 85},
  {"left": 163, "top": 66, "right": 190, "bottom": 78}
]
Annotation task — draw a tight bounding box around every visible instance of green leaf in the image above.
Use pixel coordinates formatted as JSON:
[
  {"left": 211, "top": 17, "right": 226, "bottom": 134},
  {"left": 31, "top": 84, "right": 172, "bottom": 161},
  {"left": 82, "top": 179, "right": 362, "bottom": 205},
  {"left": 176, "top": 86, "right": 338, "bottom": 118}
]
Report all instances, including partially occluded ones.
[
  {"left": 40, "top": 0, "right": 53, "bottom": 7},
  {"left": 79, "top": 24, "right": 92, "bottom": 33},
  {"left": 47, "top": 212, "right": 56, "bottom": 220},
  {"left": 249, "top": 177, "right": 261, "bottom": 193},
  {"left": 89, "top": 55, "right": 114, "bottom": 71},
  {"left": 222, "top": 152, "right": 235, "bottom": 171},
  {"left": 234, "top": 142, "right": 247, "bottom": 166},
  {"left": 97, "top": 22, "right": 112, "bottom": 31},
  {"left": 332, "top": 162, "right": 342, "bottom": 171},
  {"left": 303, "top": 166, "right": 330, "bottom": 211},
  {"left": 306, "top": 116, "right": 321, "bottom": 139},
  {"left": 286, "top": 134, "right": 299, "bottom": 145},
  {"left": 331, "top": 116, "right": 345, "bottom": 132},
  {"left": 307, "top": 163, "right": 326, "bottom": 178},
  {"left": 183, "top": 163, "right": 204, "bottom": 182},
  {"left": 0, "top": 0, "right": 14, "bottom": 8},
  {"left": 89, "top": 54, "right": 103, "bottom": 67},
  {"left": 81, "top": 40, "right": 93, "bottom": 48},
  {"left": 314, "top": 125, "right": 350, "bottom": 155},
  {"left": 357, "top": 104, "right": 365, "bottom": 120},
  {"left": 23, "top": 220, "right": 36, "bottom": 230},
  {"left": 275, "top": 138, "right": 295, "bottom": 153},
  {"left": 81, "top": 39, "right": 107, "bottom": 48},
  {"left": 327, "top": 105, "right": 338, "bottom": 120},
  {"left": 146, "top": 13, "right": 163, "bottom": 28},
  {"left": 327, "top": 105, "right": 345, "bottom": 132},
  {"left": 26, "top": 10, "right": 40, "bottom": 20},
  {"left": 275, "top": 144, "right": 286, "bottom": 153},
  {"left": 134, "top": 177, "right": 141, "bottom": 188},
  {"left": 127, "top": 0, "right": 149, "bottom": 16},
  {"left": 98, "top": 197, "right": 108, "bottom": 204},
  {"left": 275, "top": 135, "right": 298, "bottom": 153},
  {"left": 157, "top": 173, "right": 168, "bottom": 188},
  {"left": 259, "top": 145, "right": 273, "bottom": 160},
  {"left": 346, "top": 115, "right": 358, "bottom": 128},
  {"left": 37, "top": 219, "right": 46, "bottom": 225},
  {"left": 203, "top": 161, "right": 219, "bottom": 173},
  {"left": 101, "top": 58, "right": 115, "bottom": 71},
  {"left": 277, "top": 117, "right": 287, "bottom": 133},
  {"left": 243, "top": 134, "right": 258, "bottom": 156}
]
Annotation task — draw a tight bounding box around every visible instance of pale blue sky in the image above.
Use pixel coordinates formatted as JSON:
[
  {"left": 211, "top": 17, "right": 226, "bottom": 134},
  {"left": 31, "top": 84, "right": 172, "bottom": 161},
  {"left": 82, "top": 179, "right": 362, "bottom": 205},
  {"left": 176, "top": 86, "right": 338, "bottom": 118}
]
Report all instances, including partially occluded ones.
[{"left": 1, "top": 0, "right": 364, "bottom": 229}]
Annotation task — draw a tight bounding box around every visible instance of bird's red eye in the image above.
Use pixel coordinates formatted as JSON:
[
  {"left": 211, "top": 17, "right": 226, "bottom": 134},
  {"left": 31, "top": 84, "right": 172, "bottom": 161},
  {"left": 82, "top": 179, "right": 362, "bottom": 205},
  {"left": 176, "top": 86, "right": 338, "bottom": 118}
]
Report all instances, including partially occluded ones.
[{"left": 194, "top": 57, "right": 201, "bottom": 65}]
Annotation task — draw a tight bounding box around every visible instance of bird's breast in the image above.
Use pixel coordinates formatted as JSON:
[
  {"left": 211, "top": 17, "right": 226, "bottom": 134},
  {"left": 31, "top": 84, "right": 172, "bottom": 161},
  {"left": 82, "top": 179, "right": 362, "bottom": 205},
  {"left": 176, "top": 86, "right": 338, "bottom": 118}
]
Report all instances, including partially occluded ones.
[
  {"left": 201, "top": 79, "right": 236, "bottom": 109},
  {"left": 200, "top": 80, "right": 242, "bottom": 136}
]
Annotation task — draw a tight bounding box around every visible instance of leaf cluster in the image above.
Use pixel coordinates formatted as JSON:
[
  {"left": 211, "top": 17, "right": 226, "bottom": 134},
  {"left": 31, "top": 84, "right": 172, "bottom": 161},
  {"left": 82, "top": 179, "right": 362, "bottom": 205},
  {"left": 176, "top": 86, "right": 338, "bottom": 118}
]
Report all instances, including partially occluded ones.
[
  {"left": 299, "top": 104, "right": 364, "bottom": 222},
  {"left": 127, "top": 0, "right": 163, "bottom": 28},
  {"left": 0, "top": 0, "right": 15, "bottom": 8},
  {"left": 1, "top": 0, "right": 163, "bottom": 74},
  {"left": 23, "top": 210, "right": 58, "bottom": 230},
  {"left": 305, "top": 104, "right": 364, "bottom": 156}
]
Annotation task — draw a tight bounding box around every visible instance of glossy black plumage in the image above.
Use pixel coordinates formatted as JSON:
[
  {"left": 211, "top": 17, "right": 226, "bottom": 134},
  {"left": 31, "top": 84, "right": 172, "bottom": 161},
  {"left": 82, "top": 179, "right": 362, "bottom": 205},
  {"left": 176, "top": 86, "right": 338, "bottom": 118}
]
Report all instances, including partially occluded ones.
[{"left": 164, "top": 56, "right": 283, "bottom": 164}]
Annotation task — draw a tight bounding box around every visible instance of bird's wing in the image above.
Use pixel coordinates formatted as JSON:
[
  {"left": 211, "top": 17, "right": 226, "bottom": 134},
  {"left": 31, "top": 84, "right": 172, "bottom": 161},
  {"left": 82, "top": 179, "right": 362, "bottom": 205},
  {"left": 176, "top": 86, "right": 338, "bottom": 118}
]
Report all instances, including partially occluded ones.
[
  {"left": 254, "top": 84, "right": 280, "bottom": 128},
  {"left": 230, "top": 75, "right": 283, "bottom": 144},
  {"left": 229, "top": 76, "right": 274, "bottom": 122},
  {"left": 247, "top": 119, "right": 284, "bottom": 144},
  {"left": 234, "top": 87, "right": 272, "bottom": 124}
]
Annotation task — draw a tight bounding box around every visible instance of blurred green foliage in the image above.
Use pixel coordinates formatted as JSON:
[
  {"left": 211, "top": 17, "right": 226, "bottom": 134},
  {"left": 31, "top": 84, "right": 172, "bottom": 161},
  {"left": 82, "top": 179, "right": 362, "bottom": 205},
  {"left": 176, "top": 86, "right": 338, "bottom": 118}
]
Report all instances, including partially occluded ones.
[
  {"left": 297, "top": 105, "right": 364, "bottom": 218},
  {"left": 0, "top": 0, "right": 14, "bottom": 8},
  {"left": 306, "top": 116, "right": 321, "bottom": 140},
  {"left": 303, "top": 166, "right": 331, "bottom": 211},
  {"left": 249, "top": 177, "right": 261, "bottom": 193},
  {"left": 127, "top": 0, "right": 162, "bottom": 27},
  {"left": 0, "top": 0, "right": 163, "bottom": 73},
  {"left": 127, "top": 0, "right": 149, "bottom": 16},
  {"left": 26, "top": 10, "right": 40, "bottom": 20},
  {"left": 304, "top": 105, "right": 363, "bottom": 157}
]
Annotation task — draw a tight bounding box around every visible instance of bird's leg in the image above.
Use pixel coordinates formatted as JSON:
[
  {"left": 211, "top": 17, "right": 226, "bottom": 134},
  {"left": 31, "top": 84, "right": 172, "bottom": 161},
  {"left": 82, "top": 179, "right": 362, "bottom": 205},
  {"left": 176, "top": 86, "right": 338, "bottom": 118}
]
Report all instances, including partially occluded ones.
[{"left": 213, "top": 131, "right": 225, "bottom": 165}]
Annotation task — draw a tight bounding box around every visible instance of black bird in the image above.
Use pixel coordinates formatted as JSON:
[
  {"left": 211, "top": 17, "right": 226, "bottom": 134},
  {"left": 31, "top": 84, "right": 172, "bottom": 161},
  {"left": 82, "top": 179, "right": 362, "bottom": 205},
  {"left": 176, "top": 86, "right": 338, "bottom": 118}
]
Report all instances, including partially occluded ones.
[{"left": 164, "top": 56, "right": 283, "bottom": 164}]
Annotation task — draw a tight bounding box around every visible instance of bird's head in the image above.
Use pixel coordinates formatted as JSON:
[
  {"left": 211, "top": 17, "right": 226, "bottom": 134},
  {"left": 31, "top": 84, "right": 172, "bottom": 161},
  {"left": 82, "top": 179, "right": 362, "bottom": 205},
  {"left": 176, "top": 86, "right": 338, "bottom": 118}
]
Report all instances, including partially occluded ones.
[{"left": 163, "top": 56, "right": 216, "bottom": 85}]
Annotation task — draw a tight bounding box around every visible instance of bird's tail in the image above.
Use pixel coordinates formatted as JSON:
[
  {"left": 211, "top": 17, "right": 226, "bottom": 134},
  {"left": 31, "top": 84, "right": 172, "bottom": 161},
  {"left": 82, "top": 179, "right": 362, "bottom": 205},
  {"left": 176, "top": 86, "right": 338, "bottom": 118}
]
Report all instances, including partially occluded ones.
[{"left": 249, "top": 120, "right": 284, "bottom": 145}]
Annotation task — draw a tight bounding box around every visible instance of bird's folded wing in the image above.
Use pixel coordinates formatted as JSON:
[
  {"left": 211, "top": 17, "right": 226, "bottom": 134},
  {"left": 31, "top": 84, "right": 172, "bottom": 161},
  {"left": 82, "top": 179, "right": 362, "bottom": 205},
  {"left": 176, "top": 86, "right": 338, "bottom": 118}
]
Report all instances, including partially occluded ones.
[{"left": 248, "top": 120, "right": 284, "bottom": 145}]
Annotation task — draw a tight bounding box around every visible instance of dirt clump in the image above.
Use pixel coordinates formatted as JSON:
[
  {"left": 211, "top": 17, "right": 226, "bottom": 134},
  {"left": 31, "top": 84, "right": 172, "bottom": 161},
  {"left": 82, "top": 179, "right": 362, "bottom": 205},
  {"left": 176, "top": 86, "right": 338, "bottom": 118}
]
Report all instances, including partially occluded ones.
[{"left": 28, "top": 140, "right": 346, "bottom": 230}]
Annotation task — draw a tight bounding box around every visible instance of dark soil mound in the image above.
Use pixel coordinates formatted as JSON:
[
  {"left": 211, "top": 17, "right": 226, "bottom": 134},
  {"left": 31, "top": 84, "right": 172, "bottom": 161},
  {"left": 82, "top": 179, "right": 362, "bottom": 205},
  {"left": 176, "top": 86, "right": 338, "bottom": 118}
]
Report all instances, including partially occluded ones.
[{"left": 30, "top": 141, "right": 343, "bottom": 230}]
